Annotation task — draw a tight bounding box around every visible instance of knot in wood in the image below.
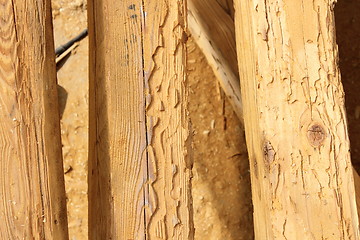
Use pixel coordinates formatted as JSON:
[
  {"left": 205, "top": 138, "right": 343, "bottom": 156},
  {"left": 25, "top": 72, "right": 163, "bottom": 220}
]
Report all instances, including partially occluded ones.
[{"left": 307, "top": 124, "right": 326, "bottom": 147}]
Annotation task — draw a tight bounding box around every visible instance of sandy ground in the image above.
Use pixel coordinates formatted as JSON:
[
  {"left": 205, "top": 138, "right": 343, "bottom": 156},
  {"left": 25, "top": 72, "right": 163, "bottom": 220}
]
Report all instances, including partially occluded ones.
[
  {"left": 51, "top": 0, "right": 360, "bottom": 239},
  {"left": 187, "top": 39, "right": 253, "bottom": 239}
]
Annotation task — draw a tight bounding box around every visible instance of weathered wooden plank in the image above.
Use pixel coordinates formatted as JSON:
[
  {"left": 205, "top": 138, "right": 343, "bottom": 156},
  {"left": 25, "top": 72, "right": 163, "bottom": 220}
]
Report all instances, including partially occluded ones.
[
  {"left": 142, "top": 1, "right": 194, "bottom": 239},
  {"left": 0, "top": 0, "right": 68, "bottom": 239},
  {"left": 88, "top": 1, "right": 147, "bottom": 238},
  {"left": 234, "top": 0, "right": 359, "bottom": 239},
  {"left": 88, "top": 0, "right": 193, "bottom": 239}
]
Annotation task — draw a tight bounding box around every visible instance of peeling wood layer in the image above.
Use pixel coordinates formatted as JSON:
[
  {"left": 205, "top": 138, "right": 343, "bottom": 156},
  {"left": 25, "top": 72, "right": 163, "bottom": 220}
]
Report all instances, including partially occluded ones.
[
  {"left": 0, "top": 0, "right": 68, "bottom": 239},
  {"left": 88, "top": 0, "right": 193, "bottom": 239},
  {"left": 234, "top": 0, "right": 359, "bottom": 239}
]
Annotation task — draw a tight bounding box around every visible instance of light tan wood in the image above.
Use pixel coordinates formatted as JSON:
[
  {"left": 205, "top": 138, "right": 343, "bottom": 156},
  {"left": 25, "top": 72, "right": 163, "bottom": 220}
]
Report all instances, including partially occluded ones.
[
  {"left": 88, "top": 0, "right": 193, "bottom": 239},
  {"left": 188, "top": 0, "right": 243, "bottom": 121},
  {"left": 0, "top": 0, "right": 68, "bottom": 239},
  {"left": 234, "top": 0, "right": 359, "bottom": 239}
]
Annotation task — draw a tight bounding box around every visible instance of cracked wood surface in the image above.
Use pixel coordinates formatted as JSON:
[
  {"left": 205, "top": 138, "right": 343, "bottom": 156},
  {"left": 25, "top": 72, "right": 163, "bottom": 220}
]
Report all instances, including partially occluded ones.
[
  {"left": 0, "top": 0, "right": 68, "bottom": 239},
  {"left": 234, "top": 0, "right": 359, "bottom": 239},
  {"left": 189, "top": 0, "right": 360, "bottom": 227},
  {"left": 88, "top": 0, "right": 193, "bottom": 239}
]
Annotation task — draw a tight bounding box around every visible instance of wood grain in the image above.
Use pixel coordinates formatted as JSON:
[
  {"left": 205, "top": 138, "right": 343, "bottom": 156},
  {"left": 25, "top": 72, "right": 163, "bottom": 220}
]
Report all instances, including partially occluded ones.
[
  {"left": 0, "top": 0, "right": 68, "bottom": 239},
  {"left": 88, "top": 0, "right": 193, "bottom": 239},
  {"left": 234, "top": 0, "right": 360, "bottom": 239}
]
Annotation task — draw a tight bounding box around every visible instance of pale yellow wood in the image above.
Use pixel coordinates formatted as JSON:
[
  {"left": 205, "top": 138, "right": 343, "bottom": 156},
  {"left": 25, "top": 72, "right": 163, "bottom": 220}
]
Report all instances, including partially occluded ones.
[
  {"left": 88, "top": 0, "right": 193, "bottom": 239},
  {"left": 234, "top": 0, "right": 359, "bottom": 239},
  {"left": 0, "top": 0, "right": 68, "bottom": 239}
]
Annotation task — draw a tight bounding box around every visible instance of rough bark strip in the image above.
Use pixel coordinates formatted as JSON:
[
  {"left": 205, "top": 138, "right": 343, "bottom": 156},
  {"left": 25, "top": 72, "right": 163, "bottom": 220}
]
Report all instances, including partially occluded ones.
[
  {"left": 234, "top": 0, "right": 359, "bottom": 239},
  {"left": 0, "top": 0, "right": 68, "bottom": 239},
  {"left": 88, "top": 0, "right": 193, "bottom": 239}
]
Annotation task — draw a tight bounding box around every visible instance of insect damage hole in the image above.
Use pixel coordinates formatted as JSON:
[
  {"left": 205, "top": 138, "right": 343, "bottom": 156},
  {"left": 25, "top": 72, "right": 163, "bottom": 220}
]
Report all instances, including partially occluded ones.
[{"left": 307, "top": 124, "right": 326, "bottom": 147}]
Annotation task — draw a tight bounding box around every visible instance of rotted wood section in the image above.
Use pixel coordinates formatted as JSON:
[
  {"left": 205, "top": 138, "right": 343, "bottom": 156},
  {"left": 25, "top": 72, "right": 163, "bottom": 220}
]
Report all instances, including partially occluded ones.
[
  {"left": 88, "top": 0, "right": 193, "bottom": 239},
  {"left": 234, "top": 0, "right": 359, "bottom": 239},
  {"left": 0, "top": 0, "right": 68, "bottom": 239}
]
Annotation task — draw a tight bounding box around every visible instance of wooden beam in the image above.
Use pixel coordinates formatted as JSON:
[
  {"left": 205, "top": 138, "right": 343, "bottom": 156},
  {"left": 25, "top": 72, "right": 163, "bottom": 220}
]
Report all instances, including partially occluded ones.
[
  {"left": 0, "top": 1, "right": 68, "bottom": 239},
  {"left": 234, "top": 0, "right": 359, "bottom": 238},
  {"left": 188, "top": 0, "right": 243, "bottom": 121},
  {"left": 189, "top": 1, "right": 360, "bottom": 226},
  {"left": 88, "top": 0, "right": 193, "bottom": 239}
]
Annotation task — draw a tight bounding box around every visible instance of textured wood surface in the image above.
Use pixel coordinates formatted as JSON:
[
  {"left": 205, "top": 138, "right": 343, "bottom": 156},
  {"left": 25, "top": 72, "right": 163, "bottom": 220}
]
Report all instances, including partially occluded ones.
[
  {"left": 234, "top": 0, "right": 359, "bottom": 239},
  {"left": 0, "top": 0, "right": 68, "bottom": 239},
  {"left": 88, "top": 0, "right": 193, "bottom": 239},
  {"left": 190, "top": 1, "right": 360, "bottom": 227}
]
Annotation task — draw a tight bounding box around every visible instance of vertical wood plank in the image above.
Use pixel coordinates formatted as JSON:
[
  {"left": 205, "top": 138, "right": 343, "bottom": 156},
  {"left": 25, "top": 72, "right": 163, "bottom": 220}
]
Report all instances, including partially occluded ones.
[
  {"left": 0, "top": 0, "right": 68, "bottom": 239},
  {"left": 142, "top": 1, "right": 193, "bottom": 239},
  {"left": 234, "top": 0, "right": 359, "bottom": 239},
  {"left": 88, "top": 0, "right": 193, "bottom": 239},
  {"left": 88, "top": 0, "right": 147, "bottom": 238}
]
